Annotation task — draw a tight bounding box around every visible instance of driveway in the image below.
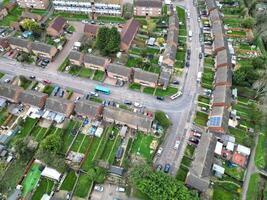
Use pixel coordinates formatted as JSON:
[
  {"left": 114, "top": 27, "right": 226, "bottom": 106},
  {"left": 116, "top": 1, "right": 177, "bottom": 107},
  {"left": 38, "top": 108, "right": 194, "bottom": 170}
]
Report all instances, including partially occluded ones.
[{"left": 91, "top": 184, "right": 127, "bottom": 200}]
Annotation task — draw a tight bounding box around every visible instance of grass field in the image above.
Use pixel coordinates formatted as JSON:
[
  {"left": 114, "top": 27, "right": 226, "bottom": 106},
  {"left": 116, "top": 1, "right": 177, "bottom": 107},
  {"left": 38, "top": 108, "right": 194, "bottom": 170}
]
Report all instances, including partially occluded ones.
[
  {"left": 16, "top": 118, "right": 38, "bottom": 140},
  {"left": 73, "top": 174, "right": 92, "bottom": 198},
  {"left": 22, "top": 163, "right": 42, "bottom": 197},
  {"left": 93, "top": 70, "right": 105, "bottom": 82},
  {"left": 31, "top": 127, "right": 48, "bottom": 142},
  {"left": 131, "top": 133, "right": 154, "bottom": 160},
  {"left": 0, "top": 6, "right": 22, "bottom": 26},
  {"left": 176, "top": 165, "right": 189, "bottom": 182},
  {"left": 194, "top": 111, "right": 208, "bottom": 127},
  {"left": 246, "top": 173, "right": 260, "bottom": 200},
  {"left": 0, "top": 107, "right": 8, "bottom": 126},
  {"left": 60, "top": 170, "right": 77, "bottom": 191},
  {"left": 255, "top": 133, "right": 267, "bottom": 169},
  {"left": 129, "top": 83, "right": 141, "bottom": 91},
  {"left": 155, "top": 87, "right": 178, "bottom": 97},
  {"left": 70, "top": 134, "right": 91, "bottom": 154},
  {"left": 32, "top": 178, "right": 54, "bottom": 200}
]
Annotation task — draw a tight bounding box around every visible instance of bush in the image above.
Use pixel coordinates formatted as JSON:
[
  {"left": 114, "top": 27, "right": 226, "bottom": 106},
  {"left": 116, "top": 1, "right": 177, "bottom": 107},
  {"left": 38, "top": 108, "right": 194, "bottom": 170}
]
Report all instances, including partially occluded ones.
[{"left": 155, "top": 111, "right": 171, "bottom": 129}]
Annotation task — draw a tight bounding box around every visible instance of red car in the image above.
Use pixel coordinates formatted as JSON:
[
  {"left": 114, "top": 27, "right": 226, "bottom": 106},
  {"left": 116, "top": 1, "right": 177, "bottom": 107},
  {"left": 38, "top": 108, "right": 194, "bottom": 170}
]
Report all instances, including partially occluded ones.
[{"left": 43, "top": 80, "right": 51, "bottom": 84}]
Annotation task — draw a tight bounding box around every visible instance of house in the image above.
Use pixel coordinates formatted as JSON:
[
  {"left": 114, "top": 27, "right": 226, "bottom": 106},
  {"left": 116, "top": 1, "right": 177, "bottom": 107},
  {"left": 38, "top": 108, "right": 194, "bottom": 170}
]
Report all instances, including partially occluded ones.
[
  {"left": 106, "top": 63, "right": 132, "bottom": 82},
  {"left": 8, "top": 37, "right": 30, "bottom": 53},
  {"left": 0, "top": 84, "right": 22, "bottom": 103},
  {"left": 120, "top": 18, "right": 139, "bottom": 51},
  {"left": 159, "top": 70, "right": 171, "bottom": 90},
  {"left": 0, "top": 6, "right": 8, "bottom": 20},
  {"left": 21, "top": 11, "right": 42, "bottom": 22},
  {"left": 206, "top": 0, "right": 217, "bottom": 12},
  {"left": 207, "top": 106, "right": 230, "bottom": 134},
  {"left": 214, "top": 66, "right": 232, "bottom": 87},
  {"left": 211, "top": 20, "right": 227, "bottom": 53},
  {"left": 17, "top": 0, "right": 50, "bottom": 9},
  {"left": 186, "top": 132, "right": 216, "bottom": 192},
  {"left": 31, "top": 42, "right": 58, "bottom": 60},
  {"left": 84, "top": 54, "right": 109, "bottom": 71},
  {"left": 47, "top": 16, "right": 66, "bottom": 37},
  {"left": 0, "top": 38, "right": 10, "bottom": 52},
  {"left": 133, "top": 0, "right": 162, "bottom": 17},
  {"left": 166, "top": 29, "right": 178, "bottom": 47},
  {"left": 209, "top": 8, "right": 221, "bottom": 22},
  {"left": 133, "top": 69, "right": 159, "bottom": 88},
  {"left": 162, "top": 44, "right": 177, "bottom": 68},
  {"left": 168, "top": 13, "right": 179, "bottom": 31},
  {"left": 212, "top": 85, "right": 232, "bottom": 107},
  {"left": 18, "top": 89, "right": 48, "bottom": 108},
  {"left": 68, "top": 50, "right": 84, "bottom": 66},
  {"left": 52, "top": 0, "right": 122, "bottom": 16},
  {"left": 84, "top": 24, "right": 99, "bottom": 38},
  {"left": 45, "top": 96, "right": 74, "bottom": 118},
  {"left": 103, "top": 106, "right": 153, "bottom": 132},
  {"left": 75, "top": 100, "right": 103, "bottom": 119},
  {"left": 216, "top": 49, "right": 231, "bottom": 68}
]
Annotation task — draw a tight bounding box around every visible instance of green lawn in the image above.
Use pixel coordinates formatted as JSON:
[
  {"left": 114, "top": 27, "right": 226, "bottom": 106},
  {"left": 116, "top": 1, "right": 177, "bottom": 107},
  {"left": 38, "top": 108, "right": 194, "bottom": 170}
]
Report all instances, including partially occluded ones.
[
  {"left": 126, "top": 57, "right": 142, "bottom": 68},
  {"left": 131, "top": 133, "right": 154, "bottom": 160},
  {"left": 255, "top": 133, "right": 267, "bottom": 169},
  {"left": 246, "top": 173, "right": 261, "bottom": 200},
  {"left": 198, "top": 95, "right": 210, "bottom": 105},
  {"left": 73, "top": 174, "right": 92, "bottom": 198},
  {"left": 78, "top": 68, "right": 93, "bottom": 78},
  {"left": 97, "top": 16, "right": 126, "bottom": 23},
  {"left": 213, "top": 183, "right": 240, "bottom": 200},
  {"left": 129, "top": 83, "right": 141, "bottom": 91},
  {"left": 155, "top": 87, "right": 178, "bottom": 97},
  {"left": 0, "top": 107, "right": 8, "bottom": 126},
  {"left": 0, "top": 6, "right": 22, "bottom": 26},
  {"left": 143, "top": 87, "right": 155, "bottom": 95},
  {"left": 43, "top": 85, "right": 54, "bottom": 96},
  {"left": 175, "top": 165, "right": 189, "bottom": 182},
  {"left": 60, "top": 170, "right": 77, "bottom": 191},
  {"left": 32, "top": 178, "right": 54, "bottom": 200},
  {"left": 70, "top": 134, "right": 85, "bottom": 152},
  {"left": 176, "top": 6, "right": 186, "bottom": 24},
  {"left": 20, "top": 78, "right": 32, "bottom": 89},
  {"left": 181, "top": 156, "right": 192, "bottom": 167},
  {"left": 53, "top": 12, "right": 88, "bottom": 20},
  {"left": 31, "top": 127, "right": 47, "bottom": 142},
  {"left": 16, "top": 118, "right": 38, "bottom": 139},
  {"left": 93, "top": 70, "right": 105, "bottom": 82},
  {"left": 184, "top": 144, "right": 195, "bottom": 158},
  {"left": 228, "top": 127, "right": 253, "bottom": 147},
  {"left": 107, "top": 131, "right": 121, "bottom": 164},
  {"left": 223, "top": 162, "right": 245, "bottom": 181},
  {"left": 194, "top": 112, "right": 208, "bottom": 127}
]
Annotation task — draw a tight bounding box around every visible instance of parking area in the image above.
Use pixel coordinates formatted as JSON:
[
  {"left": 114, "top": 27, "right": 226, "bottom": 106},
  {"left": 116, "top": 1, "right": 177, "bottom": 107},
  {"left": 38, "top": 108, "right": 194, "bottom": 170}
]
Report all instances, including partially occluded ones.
[{"left": 90, "top": 184, "right": 127, "bottom": 200}]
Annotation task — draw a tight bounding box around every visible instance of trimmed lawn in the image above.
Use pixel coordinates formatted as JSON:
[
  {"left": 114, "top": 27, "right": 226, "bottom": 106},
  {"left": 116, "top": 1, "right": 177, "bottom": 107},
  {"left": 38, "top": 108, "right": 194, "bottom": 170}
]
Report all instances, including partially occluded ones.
[
  {"left": 181, "top": 156, "right": 192, "bottom": 167},
  {"left": 246, "top": 173, "right": 260, "bottom": 200},
  {"left": 131, "top": 133, "right": 154, "bottom": 160},
  {"left": 155, "top": 87, "right": 178, "bottom": 97},
  {"left": 198, "top": 95, "right": 210, "bottom": 105},
  {"left": 78, "top": 68, "right": 93, "bottom": 78},
  {"left": 60, "top": 170, "right": 77, "bottom": 191},
  {"left": 255, "top": 133, "right": 267, "bottom": 169},
  {"left": 16, "top": 118, "right": 38, "bottom": 139},
  {"left": 0, "top": 7, "right": 22, "bottom": 26},
  {"left": 126, "top": 57, "right": 142, "bottom": 68},
  {"left": 97, "top": 16, "right": 126, "bottom": 23},
  {"left": 107, "top": 131, "right": 121, "bottom": 164},
  {"left": 223, "top": 162, "right": 245, "bottom": 181},
  {"left": 31, "top": 127, "right": 47, "bottom": 142},
  {"left": 184, "top": 144, "right": 195, "bottom": 158},
  {"left": 73, "top": 174, "right": 92, "bottom": 198},
  {"left": 228, "top": 127, "right": 253, "bottom": 147},
  {"left": 213, "top": 183, "right": 240, "bottom": 200},
  {"left": 176, "top": 6, "right": 186, "bottom": 24},
  {"left": 194, "top": 111, "right": 208, "bottom": 127},
  {"left": 101, "top": 127, "right": 119, "bottom": 162},
  {"left": 53, "top": 12, "right": 88, "bottom": 20},
  {"left": 70, "top": 134, "right": 84, "bottom": 152},
  {"left": 20, "top": 79, "right": 32, "bottom": 89},
  {"left": 143, "top": 87, "right": 155, "bottom": 95},
  {"left": 93, "top": 70, "right": 105, "bottom": 82},
  {"left": 43, "top": 85, "right": 54, "bottom": 96},
  {"left": 176, "top": 165, "right": 189, "bottom": 182},
  {"left": 129, "top": 83, "right": 141, "bottom": 91},
  {"left": 32, "top": 178, "right": 54, "bottom": 200},
  {"left": 0, "top": 107, "right": 9, "bottom": 126}
]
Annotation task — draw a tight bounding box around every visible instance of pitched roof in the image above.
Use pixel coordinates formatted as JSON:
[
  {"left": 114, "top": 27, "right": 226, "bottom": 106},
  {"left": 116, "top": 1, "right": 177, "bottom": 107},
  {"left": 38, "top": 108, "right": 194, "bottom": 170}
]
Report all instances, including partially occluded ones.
[
  {"left": 167, "top": 29, "right": 178, "bottom": 45},
  {"left": 45, "top": 96, "right": 74, "bottom": 116},
  {"left": 209, "top": 9, "right": 221, "bottom": 22},
  {"left": 49, "top": 16, "right": 66, "bottom": 32},
  {"left": 84, "top": 24, "right": 99, "bottom": 35},
  {"left": 214, "top": 66, "right": 232, "bottom": 85},
  {"left": 0, "top": 84, "right": 22, "bottom": 102},
  {"left": 103, "top": 106, "right": 153, "bottom": 131},
  {"left": 8, "top": 37, "right": 29, "bottom": 48},
  {"left": 0, "top": 38, "right": 9, "bottom": 49},
  {"left": 212, "top": 85, "right": 231, "bottom": 106},
  {"left": 159, "top": 70, "right": 171, "bottom": 88},
  {"left": 169, "top": 14, "right": 179, "bottom": 29},
  {"left": 69, "top": 50, "right": 83, "bottom": 61},
  {"left": 208, "top": 106, "right": 230, "bottom": 132},
  {"left": 84, "top": 54, "right": 106, "bottom": 66},
  {"left": 186, "top": 132, "right": 216, "bottom": 192},
  {"left": 212, "top": 20, "right": 227, "bottom": 51},
  {"left": 121, "top": 18, "right": 139, "bottom": 47},
  {"left": 216, "top": 49, "right": 231, "bottom": 67},
  {"left": 107, "top": 63, "right": 131, "bottom": 77},
  {"left": 162, "top": 44, "right": 177, "bottom": 64},
  {"left": 31, "top": 42, "right": 55, "bottom": 54},
  {"left": 18, "top": 89, "right": 48, "bottom": 108},
  {"left": 134, "top": 0, "right": 162, "bottom": 8},
  {"left": 134, "top": 69, "right": 159, "bottom": 83},
  {"left": 206, "top": 0, "right": 217, "bottom": 11},
  {"left": 74, "top": 100, "right": 101, "bottom": 118}
]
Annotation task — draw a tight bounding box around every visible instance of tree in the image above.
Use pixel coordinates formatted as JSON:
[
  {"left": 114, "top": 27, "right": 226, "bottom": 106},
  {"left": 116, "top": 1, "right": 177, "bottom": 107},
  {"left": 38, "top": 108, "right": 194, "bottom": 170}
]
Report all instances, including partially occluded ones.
[
  {"left": 241, "top": 17, "right": 256, "bottom": 29},
  {"left": 40, "top": 133, "right": 62, "bottom": 154},
  {"left": 251, "top": 56, "right": 266, "bottom": 69},
  {"left": 233, "top": 65, "right": 259, "bottom": 87},
  {"left": 14, "top": 136, "right": 35, "bottom": 159},
  {"left": 96, "top": 27, "right": 120, "bottom": 56},
  {"left": 21, "top": 19, "right": 39, "bottom": 32},
  {"left": 155, "top": 111, "right": 172, "bottom": 129},
  {"left": 130, "top": 165, "right": 199, "bottom": 200},
  {"left": 147, "top": 19, "right": 156, "bottom": 36}
]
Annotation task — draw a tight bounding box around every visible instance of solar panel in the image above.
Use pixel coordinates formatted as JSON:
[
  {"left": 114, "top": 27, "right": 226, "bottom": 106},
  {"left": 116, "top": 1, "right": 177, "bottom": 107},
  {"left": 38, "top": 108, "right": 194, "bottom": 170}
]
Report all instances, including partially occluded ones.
[{"left": 208, "top": 116, "right": 222, "bottom": 127}]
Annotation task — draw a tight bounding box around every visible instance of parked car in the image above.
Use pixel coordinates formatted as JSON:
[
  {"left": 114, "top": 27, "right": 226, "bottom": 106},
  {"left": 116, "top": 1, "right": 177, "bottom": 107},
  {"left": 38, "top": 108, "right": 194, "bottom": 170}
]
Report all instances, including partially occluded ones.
[
  {"left": 156, "top": 96, "right": 164, "bottom": 101},
  {"left": 29, "top": 75, "right": 36, "bottom": 79},
  {"left": 172, "top": 80, "right": 179, "bottom": 85},
  {"left": 124, "top": 100, "right": 132, "bottom": 105},
  {"left": 4, "top": 79, "right": 10, "bottom": 83},
  {"left": 201, "top": 107, "right": 207, "bottom": 112},
  {"left": 134, "top": 102, "right": 142, "bottom": 108},
  {"left": 187, "top": 49, "right": 191, "bottom": 55},
  {"left": 189, "top": 137, "right": 199, "bottom": 145},
  {"left": 164, "top": 164, "right": 171, "bottom": 173},
  {"left": 43, "top": 80, "right": 51, "bottom": 84},
  {"left": 156, "top": 147, "right": 163, "bottom": 156},
  {"left": 94, "top": 185, "right": 104, "bottom": 192},
  {"left": 185, "top": 61, "right": 190, "bottom": 67},
  {"left": 156, "top": 164, "right": 163, "bottom": 171},
  {"left": 193, "top": 131, "right": 201, "bottom": 138},
  {"left": 174, "top": 140, "right": 180, "bottom": 150},
  {"left": 90, "top": 91, "right": 99, "bottom": 97},
  {"left": 199, "top": 53, "right": 203, "bottom": 59},
  {"left": 116, "top": 187, "right": 125, "bottom": 192},
  {"left": 42, "top": 59, "right": 50, "bottom": 63}
]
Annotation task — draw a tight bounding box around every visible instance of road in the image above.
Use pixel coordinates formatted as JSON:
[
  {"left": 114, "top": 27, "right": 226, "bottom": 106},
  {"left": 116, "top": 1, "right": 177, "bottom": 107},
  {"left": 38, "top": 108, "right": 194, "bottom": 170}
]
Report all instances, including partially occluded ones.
[{"left": 154, "top": 0, "right": 203, "bottom": 174}]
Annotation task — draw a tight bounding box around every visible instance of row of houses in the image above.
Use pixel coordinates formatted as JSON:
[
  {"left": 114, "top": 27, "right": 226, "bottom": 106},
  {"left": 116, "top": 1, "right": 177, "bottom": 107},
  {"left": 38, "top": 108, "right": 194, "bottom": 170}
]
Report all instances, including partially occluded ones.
[
  {"left": 186, "top": 0, "right": 233, "bottom": 192},
  {"left": 7, "top": 37, "right": 58, "bottom": 60},
  {"left": 0, "top": 83, "right": 154, "bottom": 132},
  {"left": 159, "top": 13, "right": 179, "bottom": 89},
  {"left": 68, "top": 50, "right": 159, "bottom": 88},
  {"left": 84, "top": 18, "right": 139, "bottom": 52},
  {"left": 0, "top": 2, "right": 16, "bottom": 20}
]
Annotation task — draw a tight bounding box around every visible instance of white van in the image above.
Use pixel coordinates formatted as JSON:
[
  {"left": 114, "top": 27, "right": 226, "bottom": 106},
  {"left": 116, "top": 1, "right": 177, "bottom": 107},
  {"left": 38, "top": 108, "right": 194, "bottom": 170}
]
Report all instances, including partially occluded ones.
[
  {"left": 197, "top": 72, "right": 202, "bottom": 83},
  {"left": 170, "top": 91, "right": 183, "bottom": 100},
  {"left": 188, "top": 30, "right": 192, "bottom": 37},
  {"left": 116, "top": 187, "right": 125, "bottom": 192}
]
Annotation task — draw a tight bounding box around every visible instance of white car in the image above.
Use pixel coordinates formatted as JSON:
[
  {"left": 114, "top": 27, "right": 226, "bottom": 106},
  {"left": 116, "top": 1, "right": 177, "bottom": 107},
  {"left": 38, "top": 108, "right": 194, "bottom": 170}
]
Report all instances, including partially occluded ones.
[
  {"left": 174, "top": 140, "right": 180, "bottom": 150},
  {"left": 94, "top": 185, "right": 104, "bottom": 192},
  {"left": 116, "top": 187, "right": 125, "bottom": 192},
  {"left": 170, "top": 91, "right": 183, "bottom": 100},
  {"left": 4, "top": 79, "right": 10, "bottom": 83},
  {"left": 134, "top": 102, "right": 142, "bottom": 108},
  {"left": 90, "top": 91, "right": 99, "bottom": 97},
  {"left": 156, "top": 147, "right": 163, "bottom": 156}
]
